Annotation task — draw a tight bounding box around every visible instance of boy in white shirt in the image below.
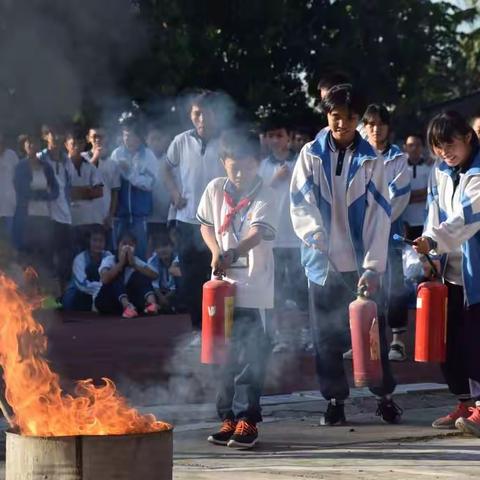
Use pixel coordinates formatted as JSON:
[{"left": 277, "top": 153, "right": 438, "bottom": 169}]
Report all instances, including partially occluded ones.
[
  {"left": 163, "top": 91, "right": 224, "bottom": 338},
  {"left": 0, "top": 132, "right": 19, "bottom": 244},
  {"left": 66, "top": 131, "right": 103, "bottom": 253},
  {"left": 197, "top": 129, "right": 278, "bottom": 449},
  {"left": 258, "top": 117, "right": 308, "bottom": 352}
]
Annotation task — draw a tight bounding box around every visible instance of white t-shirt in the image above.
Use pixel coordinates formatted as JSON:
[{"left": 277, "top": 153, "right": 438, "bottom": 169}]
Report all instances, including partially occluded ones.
[
  {"left": 403, "top": 160, "right": 431, "bottom": 227},
  {"left": 328, "top": 142, "right": 357, "bottom": 272},
  {"left": 150, "top": 153, "right": 171, "bottom": 223},
  {"left": 196, "top": 177, "right": 279, "bottom": 309},
  {"left": 166, "top": 129, "right": 224, "bottom": 224},
  {"left": 98, "top": 254, "right": 158, "bottom": 286},
  {"left": 28, "top": 166, "right": 50, "bottom": 217},
  {"left": 41, "top": 150, "right": 72, "bottom": 225},
  {"left": 0, "top": 149, "right": 19, "bottom": 217},
  {"left": 82, "top": 152, "right": 121, "bottom": 221},
  {"left": 258, "top": 154, "right": 300, "bottom": 248},
  {"left": 68, "top": 158, "right": 104, "bottom": 226}
]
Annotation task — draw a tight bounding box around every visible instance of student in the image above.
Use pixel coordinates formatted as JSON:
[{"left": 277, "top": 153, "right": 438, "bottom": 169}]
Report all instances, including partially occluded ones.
[
  {"left": 111, "top": 111, "right": 157, "bottom": 260},
  {"left": 147, "top": 233, "right": 182, "bottom": 313},
  {"left": 413, "top": 111, "right": 480, "bottom": 433},
  {"left": 363, "top": 104, "right": 411, "bottom": 361},
  {"left": 290, "top": 84, "right": 401, "bottom": 425},
  {"left": 95, "top": 231, "right": 159, "bottom": 318},
  {"left": 13, "top": 134, "right": 58, "bottom": 270},
  {"left": 62, "top": 226, "right": 111, "bottom": 311},
  {"left": 146, "top": 126, "right": 172, "bottom": 241},
  {"left": 470, "top": 111, "right": 480, "bottom": 140},
  {"left": 163, "top": 91, "right": 224, "bottom": 342},
  {"left": 82, "top": 127, "right": 121, "bottom": 245},
  {"left": 259, "top": 116, "right": 308, "bottom": 353},
  {"left": 66, "top": 131, "right": 104, "bottom": 253},
  {"left": 39, "top": 123, "right": 73, "bottom": 293},
  {"left": 403, "top": 133, "right": 431, "bottom": 240},
  {"left": 291, "top": 126, "right": 313, "bottom": 155},
  {"left": 197, "top": 129, "right": 278, "bottom": 449},
  {"left": 0, "top": 132, "right": 19, "bottom": 244}
]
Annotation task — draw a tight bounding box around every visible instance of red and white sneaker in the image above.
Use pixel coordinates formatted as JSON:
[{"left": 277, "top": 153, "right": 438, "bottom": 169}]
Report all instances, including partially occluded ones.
[
  {"left": 432, "top": 401, "right": 472, "bottom": 429},
  {"left": 122, "top": 304, "right": 138, "bottom": 319},
  {"left": 144, "top": 303, "right": 159, "bottom": 315},
  {"left": 456, "top": 401, "right": 480, "bottom": 436}
]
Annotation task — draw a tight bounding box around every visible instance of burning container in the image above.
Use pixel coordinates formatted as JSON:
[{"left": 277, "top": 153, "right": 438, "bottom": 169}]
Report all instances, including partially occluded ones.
[{"left": 6, "top": 429, "right": 173, "bottom": 480}]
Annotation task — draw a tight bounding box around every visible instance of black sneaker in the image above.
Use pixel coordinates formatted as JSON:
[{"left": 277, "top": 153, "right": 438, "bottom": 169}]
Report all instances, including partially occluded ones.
[
  {"left": 207, "top": 419, "right": 237, "bottom": 446},
  {"left": 322, "top": 399, "right": 346, "bottom": 426},
  {"left": 227, "top": 420, "right": 258, "bottom": 449},
  {"left": 376, "top": 397, "right": 403, "bottom": 424}
]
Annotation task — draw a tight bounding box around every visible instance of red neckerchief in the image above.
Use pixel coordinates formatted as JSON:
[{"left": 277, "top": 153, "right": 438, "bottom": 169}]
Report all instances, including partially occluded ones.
[{"left": 218, "top": 177, "right": 262, "bottom": 235}]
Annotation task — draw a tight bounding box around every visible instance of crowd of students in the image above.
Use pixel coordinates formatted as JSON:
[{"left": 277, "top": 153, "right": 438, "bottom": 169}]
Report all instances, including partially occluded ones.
[{"left": 1, "top": 83, "right": 480, "bottom": 449}]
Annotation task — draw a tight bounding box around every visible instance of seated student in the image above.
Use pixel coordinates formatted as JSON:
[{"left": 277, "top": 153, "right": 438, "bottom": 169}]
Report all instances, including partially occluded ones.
[
  {"left": 95, "top": 231, "right": 159, "bottom": 318},
  {"left": 62, "top": 226, "right": 111, "bottom": 311},
  {"left": 197, "top": 128, "right": 279, "bottom": 449},
  {"left": 413, "top": 111, "right": 480, "bottom": 433},
  {"left": 147, "top": 233, "right": 182, "bottom": 313},
  {"left": 13, "top": 134, "right": 59, "bottom": 272}
]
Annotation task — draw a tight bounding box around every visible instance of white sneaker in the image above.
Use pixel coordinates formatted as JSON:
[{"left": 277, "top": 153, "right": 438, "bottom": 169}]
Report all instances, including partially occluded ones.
[
  {"left": 188, "top": 331, "right": 201, "bottom": 348},
  {"left": 388, "top": 341, "right": 406, "bottom": 362},
  {"left": 343, "top": 349, "right": 353, "bottom": 360}
]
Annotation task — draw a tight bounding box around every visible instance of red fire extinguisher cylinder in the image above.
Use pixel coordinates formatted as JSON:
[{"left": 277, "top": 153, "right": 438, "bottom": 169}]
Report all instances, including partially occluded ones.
[{"left": 201, "top": 277, "right": 235, "bottom": 365}]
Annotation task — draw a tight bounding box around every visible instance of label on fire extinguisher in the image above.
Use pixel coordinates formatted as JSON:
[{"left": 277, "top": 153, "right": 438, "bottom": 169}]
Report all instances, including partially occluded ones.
[
  {"left": 224, "top": 296, "right": 234, "bottom": 338},
  {"left": 416, "top": 297, "right": 422, "bottom": 309},
  {"left": 369, "top": 318, "right": 380, "bottom": 361}
]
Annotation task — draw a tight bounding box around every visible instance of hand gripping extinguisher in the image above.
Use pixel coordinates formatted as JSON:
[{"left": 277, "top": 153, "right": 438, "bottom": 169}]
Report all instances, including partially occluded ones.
[
  {"left": 201, "top": 274, "right": 235, "bottom": 365},
  {"left": 349, "top": 286, "right": 383, "bottom": 388},
  {"left": 415, "top": 257, "right": 448, "bottom": 363}
]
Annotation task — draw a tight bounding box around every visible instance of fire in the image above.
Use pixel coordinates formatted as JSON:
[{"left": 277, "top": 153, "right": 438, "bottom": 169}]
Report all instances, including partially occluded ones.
[{"left": 0, "top": 274, "right": 171, "bottom": 437}]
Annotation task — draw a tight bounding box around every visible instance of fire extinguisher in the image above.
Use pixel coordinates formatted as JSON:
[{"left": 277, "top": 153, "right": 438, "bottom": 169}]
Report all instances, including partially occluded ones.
[
  {"left": 415, "top": 272, "right": 448, "bottom": 363},
  {"left": 349, "top": 287, "right": 383, "bottom": 388},
  {"left": 201, "top": 275, "right": 235, "bottom": 365}
]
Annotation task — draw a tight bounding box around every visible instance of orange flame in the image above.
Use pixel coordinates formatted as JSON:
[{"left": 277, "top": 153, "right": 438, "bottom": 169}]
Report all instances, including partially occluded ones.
[{"left": 0, "top": 274, "right": 171, "bottom": 436}]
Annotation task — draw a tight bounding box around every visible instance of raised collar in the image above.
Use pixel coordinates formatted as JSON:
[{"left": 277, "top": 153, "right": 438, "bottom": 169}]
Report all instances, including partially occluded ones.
[{"left": 327, "top": 130, "right": 361, "bottom": 153}]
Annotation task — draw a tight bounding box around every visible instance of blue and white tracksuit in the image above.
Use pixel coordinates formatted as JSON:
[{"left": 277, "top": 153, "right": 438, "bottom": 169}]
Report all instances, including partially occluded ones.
[
  {"left": 423, "top": 148, "right": 480, "bottom": 390},
  {"left": 290, "top": 129, "right": 395, "bottom": 401},
  {"left": 111, "top": 145, "right": 157, "bottom": 259}
]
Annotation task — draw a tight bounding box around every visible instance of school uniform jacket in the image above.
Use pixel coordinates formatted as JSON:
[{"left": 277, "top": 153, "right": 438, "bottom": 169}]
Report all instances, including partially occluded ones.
[
  {"left": 424, "top": 148, "right": 480, "bottom": 306},
  {"left": 290, "top": 129, "right": 391, "bottom": 286}
]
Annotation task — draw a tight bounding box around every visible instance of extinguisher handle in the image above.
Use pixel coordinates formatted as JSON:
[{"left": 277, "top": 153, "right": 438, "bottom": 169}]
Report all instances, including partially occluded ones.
[
  {"left": 212, "top": 269, "right": 224, "bottom": 279},
  {"left": 424, "top": 254, "right": 439, "bottom": 278}
]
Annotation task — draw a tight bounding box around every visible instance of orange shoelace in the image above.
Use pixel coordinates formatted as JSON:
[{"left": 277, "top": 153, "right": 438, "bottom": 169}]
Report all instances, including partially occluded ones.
[
  {"left": 220, "top": 420, "right": 237, "bottom": 433},
  {"left": 235, "top": 420, "right": 257, "bottom": 436}
]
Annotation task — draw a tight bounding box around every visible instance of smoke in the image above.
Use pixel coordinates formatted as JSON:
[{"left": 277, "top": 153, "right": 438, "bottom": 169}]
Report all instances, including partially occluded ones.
[{"left": 0, "top": 0, "right": 146, "bottom": 136}]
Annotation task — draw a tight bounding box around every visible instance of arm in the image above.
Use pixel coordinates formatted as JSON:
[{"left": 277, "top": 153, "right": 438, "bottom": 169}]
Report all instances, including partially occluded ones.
[
  {"left": 132, "top": 257, "right": 159, "bottom": 280},
  {"left": 121, "top": 151, "right": 157, "bottom": 191},
  {"left": 100, "top": 253, "right": 127, "bottom": 284},
  {"left": 163, "top": 161, "right": 187, "bottom": 209},
  {"left": 70, "top": 185, "right": 103, "bottom": 200},
  {"left": 389, "top": 156, "right": 411, "bottom": 222},
  {"left": 362, "top": 158, "right": 391, "bottom": 274},
  {"left": 290, "top": 147, "right": 327, "bottom": 249},
  {"left": 73, "top": 254, "right": 102, "bottom": 296},
  {"left": 200, "top": 224, "right": 222, "bottom": 271}
]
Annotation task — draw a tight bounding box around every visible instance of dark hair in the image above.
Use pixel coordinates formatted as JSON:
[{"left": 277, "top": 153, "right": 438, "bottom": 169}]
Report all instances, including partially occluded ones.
[
  {"left": 317, "top": 71, "right": 351, "bottom": 93},
  {"left": 17, "top": 133, "right": 38, "bottom": 156},
  {"left": 41, "top": 122, "right": 66, "bottom": 138},
  {"left": 65, "top": 129, "right": 86, "bottom": 143},
  {"left": 118, "top": 230, "right": 137, "bottom": 245},
  {"left": 89, "top": 225, "right": 106, "bottom": 239},
  {"left": 152, "top": 232, "right": 173, "bottom": 249},
  {"left": 471, "top": 110, "right": 480, "bottom": 122},
  {"left": 405, "top": 133, "right": 424, "bottom": 145},
  {"left": 321, "top": 84, "right": 366, "bottom": 118},
  {"left": 219, "top": 128, "right": 261, "bottom": 163},
  {"left": 363, "top": 104, "right": 391, "bottom": 126},
  {"left": 262, "top": 115, "right": 291, "bottom": 134},
  {"left": 191, "top": 90, "right": 217, "bottom": 112},
  {"left": 119, "top": 103, "right": 145, "bottom": 139},
  {"left": 427, "top": 111, "right": 479, "bottom": 151}
]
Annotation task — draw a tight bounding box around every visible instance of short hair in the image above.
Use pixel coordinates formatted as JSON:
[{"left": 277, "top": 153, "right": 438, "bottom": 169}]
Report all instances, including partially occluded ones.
[
  {"left": 405, "top": 133, "right": 424, "bottom": 145},
  {"left": 41, "top": 122, "right": 66, "bottom": 137},
  {"left": 152, "top": 232, "right": 173, "bottom": 249},
  {"left": 89, "top": 225, "right": 106, "bottom": 239},
  {"left": 262, "top": 115, "right": 291, "bottom": 134},
  {"left": 470, "top": 110, "right": 480, "bottom": 122},
  {"left": 219, "top": 128, "right": 261, "bottom": 163},
  {"left": 118, "top": 230, "right": 137, "bottom": 245},
  {"left": 119, "top": 104, "right": 145, "bottom": 138},
  {"left": 317, "top": 71, "right": 351, "bottom": 93},
  {"left": 65, "top": 129, "right": 86, "bottom": 143},
  {"left": 321, "top": 84, "right": 366, "bottom": 118},
  {"left": 427, "top": 110, "right": 479, "bottom": 151},
  {"left": 363, "top": 104, "right": 391, "bottom": 126},
  {"left": 191, "top": 90, "right": 217, "bottom": 111}
]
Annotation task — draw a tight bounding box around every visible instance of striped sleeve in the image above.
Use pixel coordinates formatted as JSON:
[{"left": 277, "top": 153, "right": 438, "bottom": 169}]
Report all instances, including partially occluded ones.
[{"left": 388, "top": 154, "right": 411, "bottom": 222}]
